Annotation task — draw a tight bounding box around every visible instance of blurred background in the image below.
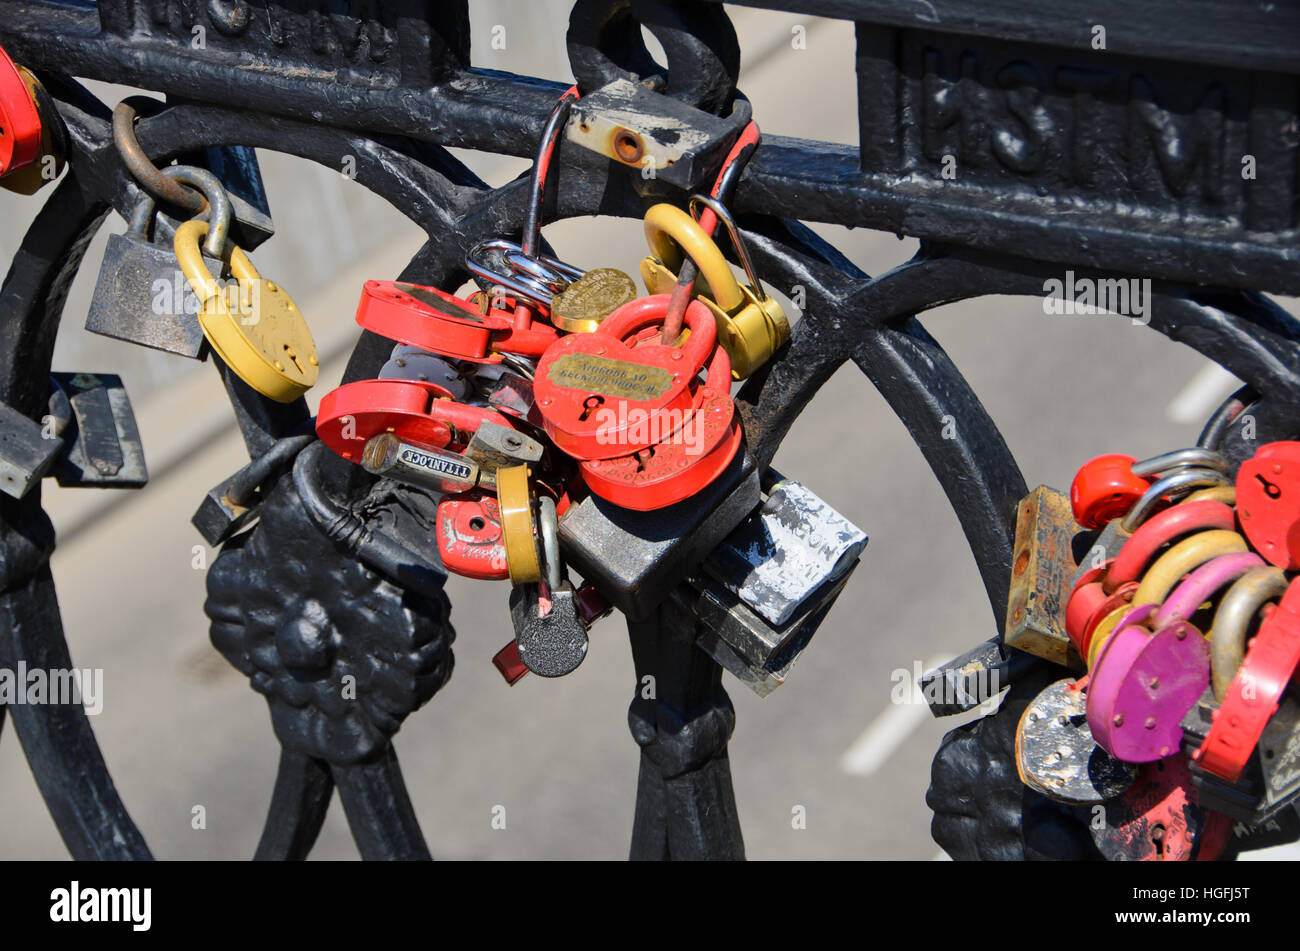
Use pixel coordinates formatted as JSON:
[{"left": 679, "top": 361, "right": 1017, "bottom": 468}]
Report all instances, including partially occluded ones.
[{"left": 0, "top": 1, "right": 1295, "bottom": 859}]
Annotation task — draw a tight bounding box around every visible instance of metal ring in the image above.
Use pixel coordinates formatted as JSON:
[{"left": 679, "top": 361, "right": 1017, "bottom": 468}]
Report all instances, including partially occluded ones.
[
  {"left": 1131, "top": 447, "right": 1228, "bottom": 478},
  {"left": 1119, "top": 467, "right": 1233, "bottom": 532},
  {"left": 466, "top": 239, "right": 583, "bottom": 309},
  {"left": 538, "top": 496, "right": 561, "bottom": 592}
]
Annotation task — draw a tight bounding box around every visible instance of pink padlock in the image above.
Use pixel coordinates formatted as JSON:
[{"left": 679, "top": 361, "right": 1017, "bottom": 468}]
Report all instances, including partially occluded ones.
[{"left": 1087, "top": 612, "right": 1209, "bottom": 763}]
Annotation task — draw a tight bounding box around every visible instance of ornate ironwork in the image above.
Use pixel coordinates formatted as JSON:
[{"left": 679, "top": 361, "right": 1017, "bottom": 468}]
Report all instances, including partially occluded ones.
[{"left": 0, "top": 0, "right": 1297, "bottom": 860}]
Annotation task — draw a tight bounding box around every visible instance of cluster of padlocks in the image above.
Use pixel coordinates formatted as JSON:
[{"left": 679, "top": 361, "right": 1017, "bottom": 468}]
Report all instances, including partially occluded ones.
[
  {"left": 1005, "top": 441, "right": 1300, "bottom": 859},
  {"left": 308, "top": 93, "right": 807, "bottom": 682},
  {"left": 2, "top": 48, "right": 870, "bottom": 698}
]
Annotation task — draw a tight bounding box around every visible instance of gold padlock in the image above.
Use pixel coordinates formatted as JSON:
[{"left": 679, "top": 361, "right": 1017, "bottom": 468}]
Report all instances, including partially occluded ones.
[
  {"left": 550, "top": 267, "right": 637, "bottom": 333},
  {"left": 174, "top": 219, "right": 319, "bottom": 403},
  {"left": 640, "top": 197, "right": 789, "bottom": 379}
]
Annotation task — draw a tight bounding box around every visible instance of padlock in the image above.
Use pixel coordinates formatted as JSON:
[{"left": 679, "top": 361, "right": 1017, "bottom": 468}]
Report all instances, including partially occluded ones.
[
  {"left": 0, "top": 43, "right": 43, "bottom": 179},
  {"left": 436, "top": 489, "right": 509, "bottom": 580},
  {"left": 496, "top": 464, "right": 544, "bottom": 586},
  {"left": 316, "top": 378, "right": 513, "bottom": 463},
  {"left": 463, "top": 422, "right": 545, "bottom": 491},
  {"left": 360, "top": 433, "right": 480, "bottom": 495},
  {"left": 379, "top": 343, "right": 470, "bottom": 400},
  {"left": 1015, "top": 678, "right": 1137, "bottom": 803},
  {"left": 579, "top": 343, "right": 740, "bottom": 511},
  {"left": 535, "top": 293, "right": 718, "bottom": 461},
  {"left": 465, "top": 238, "right": 585, "bottom": 316},
  {"left": 1194, "top": 577, "right": 1300, "bottom": 783},
  {"left": 1235, "top": 440, "right": 1300, "bottom": 570},
  {"left": 640, "top": 197, "right": 789, "bottom": 380},
  {"left": 550, "top": 267, "right": 638, "bottom": 333},
  {"left": 191, "top": 432, "right": 313, "bottom": 545},
  {"left": 494, "top": 581, "right": 610, "bottom": 685},
  {"left": 356, "top": 280, "right": 557, "bottom": 363},
  {"left": 0, "top": 54, "right": 65, "bottom": 194},
  {"left": 1070, "top": 454, "right": 1148, "bottom": 530},
  {"left": 1087, "top": 618, "right": 1211, "bottom": 763},
  {"left": 1091, "top": 756, "right": 1218, "bottom": 861},
  {"left": 508, "top": 581, "right": 590, "bottom": 678},
  {"left": 1005, "top": 486, "right": 1085, "bottom": 666},
  {"left": 86, "top": 182, "right": 228, "bottom": 359},
  {"left": 174, "top": 219, "right": 318, "bottom": 402}
]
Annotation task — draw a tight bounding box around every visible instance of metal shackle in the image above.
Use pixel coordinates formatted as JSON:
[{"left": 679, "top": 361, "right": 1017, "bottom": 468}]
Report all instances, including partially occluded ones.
[
  {"left": 128, "top": 164, "right": 233, "bottom": 259},
  {"left": 1130, "top": 447, "right": 1229, "bottom": 479},
  {"left": 466, "top": 238, "right": 583, "bottom": 310},
  {"left": 1208, "top": 565, "right": 1290, "bottom": 701},
  {"left": 1119, "top": 466, "right": 1234, "bottom": 532}
]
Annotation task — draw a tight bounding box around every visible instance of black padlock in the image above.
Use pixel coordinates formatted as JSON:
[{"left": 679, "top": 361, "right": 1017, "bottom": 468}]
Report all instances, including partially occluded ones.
[{"left": 508, "top": 581, "right": 589, "bottom": 678}]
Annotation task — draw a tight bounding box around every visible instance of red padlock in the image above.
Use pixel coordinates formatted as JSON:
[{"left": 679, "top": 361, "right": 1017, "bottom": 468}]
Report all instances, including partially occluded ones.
[
  {"left": 316, "top": 378, "right": 513, "bottom": 462},
  {"left": 1236, "top": 440, "right": 1300, "bottom": 570},
  {"left": 579, "top": 345, "right": 741, "bottom": 511},
  {"left": 1070, "top": 453, "right": 1151, "bottom": 530},
  {"left": 437, "top": 490, "right": 509, "bottom": 580},
  {"left": 356, "top": 281, "right": 560, "bottom": 363},
  {"left": 535, "top": 294, "right": 718, "bottom": 461},
  {"left": 0, "top": 44, "right": 42, "bottom": 178},
  {"left": 1194, "top": 576, "right": 1300, "bottom": 782},
  {"left": 1093, "top": 756, "right": 1214, "bottom": 861}
]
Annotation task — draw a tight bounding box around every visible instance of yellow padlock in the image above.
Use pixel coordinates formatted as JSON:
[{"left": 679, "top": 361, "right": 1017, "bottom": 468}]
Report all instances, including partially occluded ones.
[
  {"left": 640, "top": 196, "right": 789, "bottom": 380},
  {"left": 174, "top": 219, "right": 319, "bottom": 403}
]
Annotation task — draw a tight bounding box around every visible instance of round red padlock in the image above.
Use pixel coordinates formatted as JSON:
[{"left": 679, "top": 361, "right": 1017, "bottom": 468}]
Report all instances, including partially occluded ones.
[
  {"left": 1236, "top": 440, "right": 1300, "bottom": 570},
  {"left": 0, "top": 46, "right": 42, "bottom": 178},
  {"left": 535, "top": 294, "right": 718, "bottom": 461},
  {"left": 357, "top": 281, "right": 505, "bottom": 363},
  {"left": 579, "top": 347, "right": 741, "bottom": 511},
  {"left": 436, "top": 490, "right": 509, "bottom": 580},
  {"left": 316, "top": 378, "right": 511, "bottom": 462},
  {"left": 1070, "top": 454, "right": 1150, "bottom": 530}
]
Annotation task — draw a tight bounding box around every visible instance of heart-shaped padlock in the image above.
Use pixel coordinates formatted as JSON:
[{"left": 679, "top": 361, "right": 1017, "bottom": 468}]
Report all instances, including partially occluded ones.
[
  {"left": 579, "top": 344, "right": 742, "bottom": 510},
  {"left": 1087, "top": 616, "right": 1210, "bottom": 763},
  {"left": 535, "top": 294, "right": 718, "bottom": 461},
  {"left": 316, "top": 378, "right": 512, "bottom": 462},
  {"left": 437, "top": 490, "right": 509, "bottom": 580}
]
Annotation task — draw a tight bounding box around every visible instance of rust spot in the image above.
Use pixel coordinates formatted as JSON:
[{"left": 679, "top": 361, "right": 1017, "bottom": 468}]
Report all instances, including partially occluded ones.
[
  {"left": 1013, "top": 548, "right": 1030, "bottom": 578},
  {"left": 611, "top": 127, "right": 644, "bottom": 164}
]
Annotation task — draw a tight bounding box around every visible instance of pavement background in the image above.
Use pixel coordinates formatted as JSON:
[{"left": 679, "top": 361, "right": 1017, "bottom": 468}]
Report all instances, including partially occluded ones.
[{"left": 0, "top": 2, "right": 1296, "bottom": 860}]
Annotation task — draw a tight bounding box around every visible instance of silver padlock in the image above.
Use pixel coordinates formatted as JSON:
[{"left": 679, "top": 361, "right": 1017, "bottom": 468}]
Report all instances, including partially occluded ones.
[{"left": 84, "top": 166, "right": 233, "bottom": 359}]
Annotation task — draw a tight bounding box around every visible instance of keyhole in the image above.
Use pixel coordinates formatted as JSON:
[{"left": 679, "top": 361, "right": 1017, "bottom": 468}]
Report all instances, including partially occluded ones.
[
  {"left": 1150, "top": 823, "right": 1166, "bottom": 858},
  {"left": 283, "top": 343, "right": 305, "bottom": 374},
  {"left": 1255, "top": 473, "right": 1282, "bottom": 499},
  {"left": 579, "top": 395, "right": 604, "bottom": 421},
  {"left": 469, "top": 516, "right": 486, "bottom": 532},
  {"left": 634, "top": 447, "right": 655, "bottom": 472}
]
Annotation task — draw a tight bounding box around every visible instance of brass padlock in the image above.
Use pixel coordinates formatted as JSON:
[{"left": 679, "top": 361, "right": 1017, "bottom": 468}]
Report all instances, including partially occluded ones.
[
  {"left": 497, "top": 464, "right": 543, "bottom": 586},
  {"left": 550, "top": 267, "right": 637, "bottom": 333},
  {"left": 174, "top": 218, "right": 318, "bottom": 403},
  {"left": 640, "top": 196, "right": 789, "bottom": 379}
]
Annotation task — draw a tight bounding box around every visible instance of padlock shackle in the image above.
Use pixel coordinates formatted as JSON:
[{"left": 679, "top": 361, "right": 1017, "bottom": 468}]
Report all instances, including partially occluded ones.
[
  {"left": 1209, "top": 565, "right": 1289, "bottom": 701},
  {"left": 1120, "top": 466, "right": 1232, "bottom": 532},
  {"left": 1152, "top": 551, "right": 1265, "bottom": 629},
  {"left": 643, "top": 203, "right": 745, "bottom": 313},
  {"left": 597, "top": 294, "right": 718, "bottom": 371},
  {"left": 174, "top": 219, "right": 259, "bottom": 306},
  {"left": 1131, "top": 529, "right": 1249, "bottom": 608},
  {"left": 688, "top": 193, "right": 769, "bottom": 304}
]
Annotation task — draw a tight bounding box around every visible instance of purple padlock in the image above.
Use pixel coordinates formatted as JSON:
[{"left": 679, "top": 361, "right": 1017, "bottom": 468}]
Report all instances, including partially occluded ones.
[
  {"left": 1087, "top": 618, "right": 1210, "bottom": 763},
  {"left": 1150, "top": 551, "right": 1265, "bottom": 629}
]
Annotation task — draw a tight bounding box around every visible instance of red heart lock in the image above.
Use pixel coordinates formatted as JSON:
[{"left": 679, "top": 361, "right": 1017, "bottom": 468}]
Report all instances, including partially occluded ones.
[
  {"left": 579, "top": 345, "right": 742, "bottom": 510},
  {"left": 316, "top": 378, "right": 512, "bottom": 462},
  {"left": 437, "top": 490, "right": 509, "bottom": 580},
  {"left": 1236, "top": 440, "right": 1300, "bottom": 570},
  {"left": 535, "top": 294, "right": 718, "bottom": 461}
]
